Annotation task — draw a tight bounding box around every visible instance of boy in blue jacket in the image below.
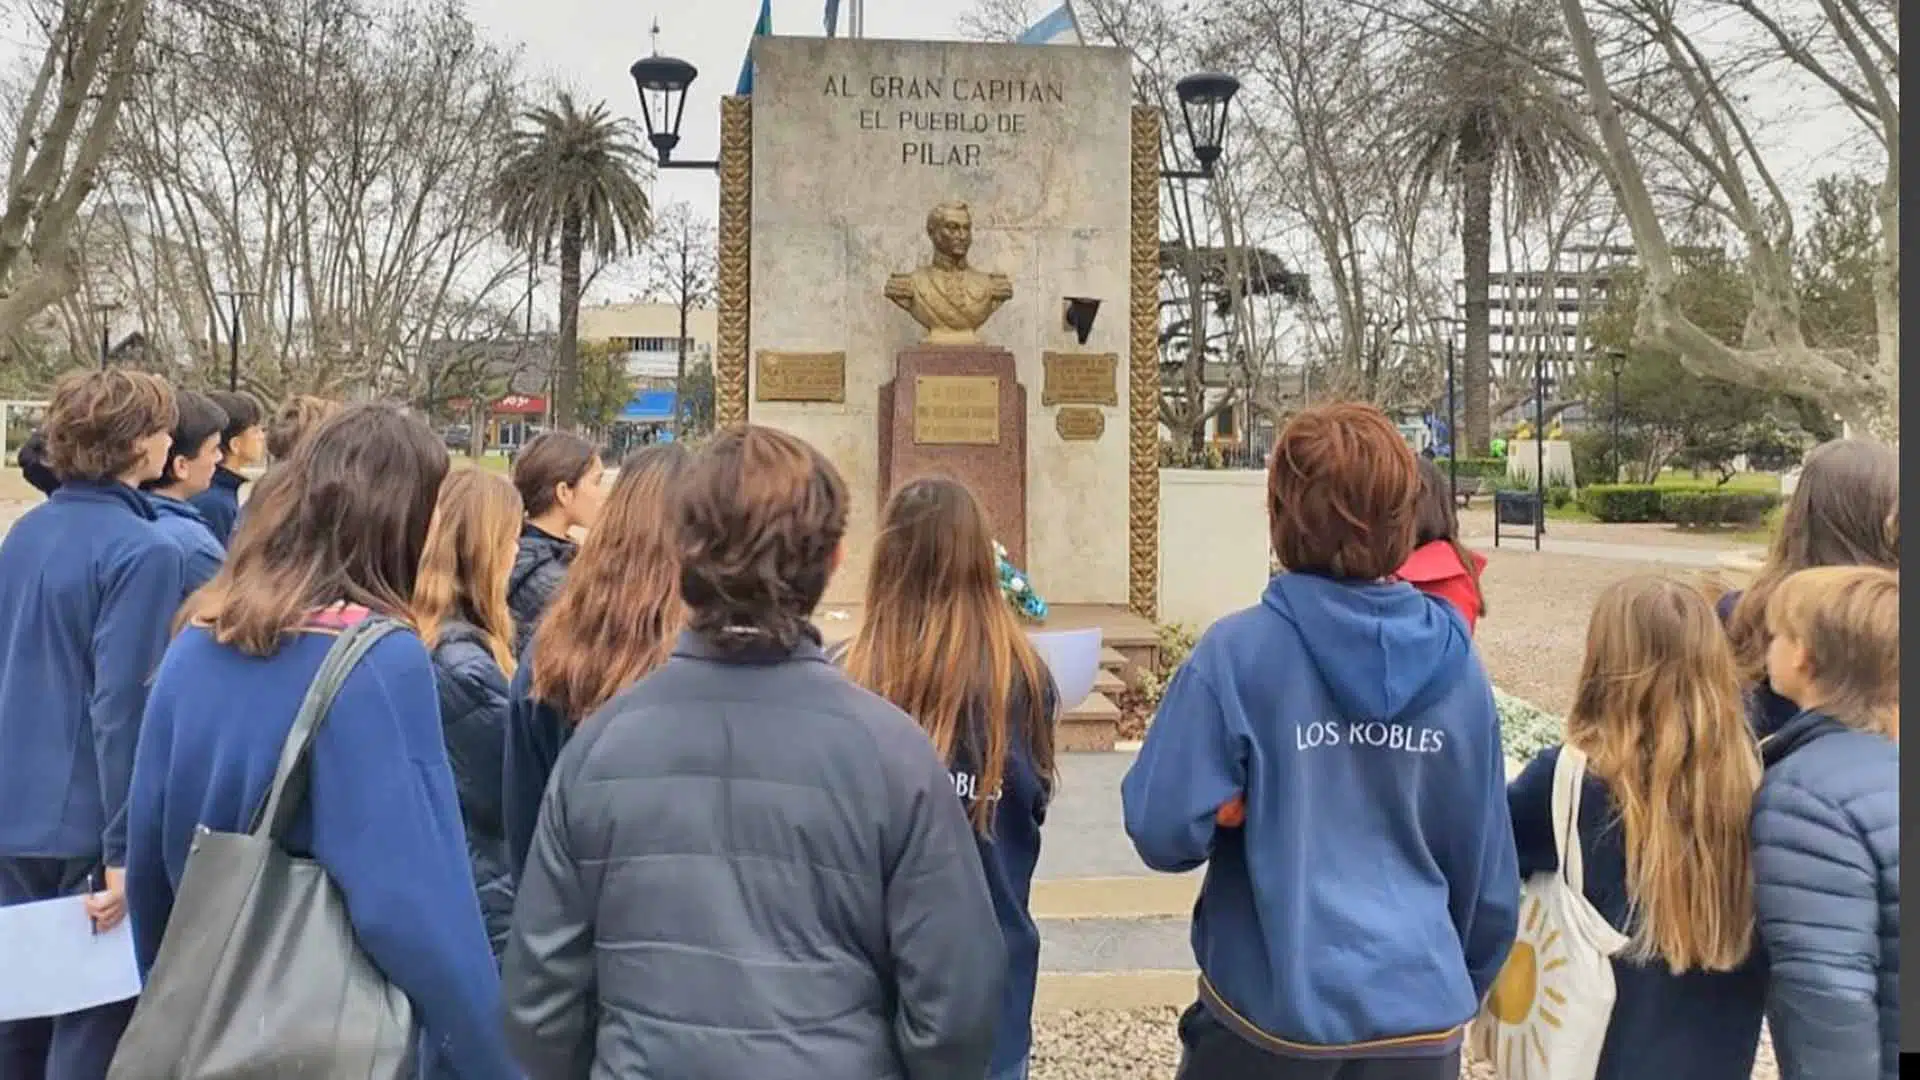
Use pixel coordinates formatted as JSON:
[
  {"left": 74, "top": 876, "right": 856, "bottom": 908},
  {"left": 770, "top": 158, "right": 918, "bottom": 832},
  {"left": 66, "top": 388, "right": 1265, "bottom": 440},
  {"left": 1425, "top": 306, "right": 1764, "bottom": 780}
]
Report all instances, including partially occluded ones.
[
  {"left": 139, "top": 390, "right": 229, "bottom": 597},
  {"left": 1123, "top": 403, "right": 1519, "bottom": 1079},
  {"left": 0, "top": 370, "right": 183, "bottom": 1080},
  {"left": 188, "top": 390, "right": 263, "bottom": 545}
]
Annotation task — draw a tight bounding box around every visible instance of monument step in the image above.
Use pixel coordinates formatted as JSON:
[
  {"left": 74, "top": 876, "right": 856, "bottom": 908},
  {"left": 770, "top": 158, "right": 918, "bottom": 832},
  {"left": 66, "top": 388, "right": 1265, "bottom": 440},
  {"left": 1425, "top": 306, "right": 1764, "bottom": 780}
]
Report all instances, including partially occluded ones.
[
  {"left": 1098, "top": 646, "right": 1128, "bottom": 671},
  {"left": 1093, "top": 668, "right": 1126, "bottom": 696},
  {"left": 1032, "top": 875, "right": 1198, "bottom": 920},
  {"left": 1037, "top": 914, "right": 1193, "bottom": 974},
  {"left": 1034, "top": 970, "right": 1195, "bottom": 1013},
  {"left": 1060, "top": 691, "right": 1121, "bottom": 752}
]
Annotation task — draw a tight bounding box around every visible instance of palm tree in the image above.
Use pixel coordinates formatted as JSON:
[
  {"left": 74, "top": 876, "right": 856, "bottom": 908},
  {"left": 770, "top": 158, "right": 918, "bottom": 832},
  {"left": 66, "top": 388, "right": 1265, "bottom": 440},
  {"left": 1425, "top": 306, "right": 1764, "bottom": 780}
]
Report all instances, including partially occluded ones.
[
  {"left": 491, "top": 93, "right": 652, "bottom": 431},
  {"left": 1395, "top": 1, "right": 1585, "bottom": 455}
]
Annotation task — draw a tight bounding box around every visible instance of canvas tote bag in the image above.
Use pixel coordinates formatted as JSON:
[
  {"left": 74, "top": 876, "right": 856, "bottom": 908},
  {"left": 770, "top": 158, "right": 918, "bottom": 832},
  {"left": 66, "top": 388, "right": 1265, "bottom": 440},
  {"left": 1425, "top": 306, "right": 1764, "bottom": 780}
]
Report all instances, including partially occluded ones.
[
  {"left": 1470, "top": 745, "right": 1631, "bottom": 1080},
  {"left": 108, "top": 616, "right": 415, "bottom": 1080}
]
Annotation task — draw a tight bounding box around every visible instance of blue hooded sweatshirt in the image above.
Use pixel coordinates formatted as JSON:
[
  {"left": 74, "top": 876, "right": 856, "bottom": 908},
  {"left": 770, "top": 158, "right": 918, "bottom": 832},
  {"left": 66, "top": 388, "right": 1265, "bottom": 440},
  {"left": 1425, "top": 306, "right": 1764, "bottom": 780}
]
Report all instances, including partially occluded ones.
[
  {"left": 502, "top": 649, "right": 569, "bottom": 885},
  {"left": 125, "top": 614, "right": 517, "bottom": 1080},
  {"left": 0, "top": 482, "right": 184, "bottom": 865},
  {"left": 187, "top": 464, "right": 246, "bottom": 546},
  {"left": 1122, "top": 572, "right": 1520, "bottom": 1059},
  {"left": 145, "top": 492, "right": 225, "bottom": 597}
]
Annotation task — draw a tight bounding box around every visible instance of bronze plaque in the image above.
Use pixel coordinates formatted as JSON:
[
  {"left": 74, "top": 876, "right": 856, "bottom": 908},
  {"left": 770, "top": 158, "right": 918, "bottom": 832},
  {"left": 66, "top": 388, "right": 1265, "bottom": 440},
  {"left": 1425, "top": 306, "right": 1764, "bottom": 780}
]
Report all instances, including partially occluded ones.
[
  {"left": 914, "top": 375, "right": 1001, "bottom": 445},
  {"left": 1041, "top": 351, "right": 1119, "bottom": 406},
  {"left": 1054, "top": 406, "right": 1107, "bottom": 442},
  {"left": 755, "top": 351, "right": 846, "bottom": 403}
]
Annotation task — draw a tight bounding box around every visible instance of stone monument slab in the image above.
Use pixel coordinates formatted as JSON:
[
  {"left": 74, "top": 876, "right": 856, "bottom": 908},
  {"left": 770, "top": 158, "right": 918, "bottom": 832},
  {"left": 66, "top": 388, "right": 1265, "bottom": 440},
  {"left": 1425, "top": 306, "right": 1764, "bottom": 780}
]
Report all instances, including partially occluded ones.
[{"left": 879, "top": 346, "right": 1028, "bottom": 568}]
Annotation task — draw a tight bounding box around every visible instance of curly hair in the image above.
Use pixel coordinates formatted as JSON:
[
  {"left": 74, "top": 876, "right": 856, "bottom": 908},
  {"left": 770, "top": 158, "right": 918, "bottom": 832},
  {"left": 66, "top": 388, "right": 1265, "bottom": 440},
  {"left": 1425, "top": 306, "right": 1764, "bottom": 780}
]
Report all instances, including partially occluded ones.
[
  {"left": 266, "top": 394, "right": 340, "bottom": 461},
  {"left": 677, "top": 426, "right": 847, "bottom": 654},
  {"left": 1267, "top": 402, "right": 1420, "bottom": 580},
  {"left": 43, "top": 370, "right": 176, "bottom": 484}
]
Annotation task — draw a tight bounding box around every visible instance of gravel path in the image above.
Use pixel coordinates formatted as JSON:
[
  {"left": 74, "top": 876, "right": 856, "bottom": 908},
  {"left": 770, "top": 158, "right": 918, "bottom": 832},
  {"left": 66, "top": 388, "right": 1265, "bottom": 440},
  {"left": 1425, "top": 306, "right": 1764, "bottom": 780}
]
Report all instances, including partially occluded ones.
[{"left": 1032, "top": 1009, "right": 1778, "bottom": 1079}]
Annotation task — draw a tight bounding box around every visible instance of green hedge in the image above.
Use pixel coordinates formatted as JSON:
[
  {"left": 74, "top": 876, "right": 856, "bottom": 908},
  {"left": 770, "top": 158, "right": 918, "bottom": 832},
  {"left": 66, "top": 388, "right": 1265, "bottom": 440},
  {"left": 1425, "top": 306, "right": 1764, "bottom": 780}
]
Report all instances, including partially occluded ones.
[
  {"left": 1435, "top": 456, "right": 1509, "bottom": 481},
  {"left": 1581, "top": 484, "right": 1782, "bottom": 525}
]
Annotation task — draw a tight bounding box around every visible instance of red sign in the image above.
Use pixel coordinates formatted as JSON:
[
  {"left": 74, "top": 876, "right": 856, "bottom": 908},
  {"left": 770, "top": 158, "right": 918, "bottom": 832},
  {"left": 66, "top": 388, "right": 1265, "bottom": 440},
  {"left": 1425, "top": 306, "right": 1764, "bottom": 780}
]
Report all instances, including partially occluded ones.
[{"left": 492, "top": 394, "right": 547, "bottom": 416}]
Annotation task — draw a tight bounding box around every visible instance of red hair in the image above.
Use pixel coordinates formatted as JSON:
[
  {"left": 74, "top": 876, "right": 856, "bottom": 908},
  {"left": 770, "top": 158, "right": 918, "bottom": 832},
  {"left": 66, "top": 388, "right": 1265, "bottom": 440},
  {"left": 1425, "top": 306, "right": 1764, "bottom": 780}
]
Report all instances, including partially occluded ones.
[{"left": 1267, "top": 402, "right": 1420, "bottom": 580}]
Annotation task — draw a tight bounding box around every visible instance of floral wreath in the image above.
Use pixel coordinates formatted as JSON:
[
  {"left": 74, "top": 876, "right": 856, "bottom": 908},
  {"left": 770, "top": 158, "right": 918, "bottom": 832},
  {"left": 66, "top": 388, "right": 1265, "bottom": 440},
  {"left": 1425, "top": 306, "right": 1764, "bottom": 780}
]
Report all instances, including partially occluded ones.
[{"left": 994, "top": 541, "right": 1048, "bottom": 623}]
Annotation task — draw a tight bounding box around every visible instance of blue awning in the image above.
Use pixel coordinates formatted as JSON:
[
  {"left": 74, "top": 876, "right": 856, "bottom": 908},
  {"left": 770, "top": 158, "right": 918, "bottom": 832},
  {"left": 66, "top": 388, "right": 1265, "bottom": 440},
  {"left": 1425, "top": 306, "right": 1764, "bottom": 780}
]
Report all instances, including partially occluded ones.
[{"left": 620, "top": 390, "right": 677, "bottom": 423}]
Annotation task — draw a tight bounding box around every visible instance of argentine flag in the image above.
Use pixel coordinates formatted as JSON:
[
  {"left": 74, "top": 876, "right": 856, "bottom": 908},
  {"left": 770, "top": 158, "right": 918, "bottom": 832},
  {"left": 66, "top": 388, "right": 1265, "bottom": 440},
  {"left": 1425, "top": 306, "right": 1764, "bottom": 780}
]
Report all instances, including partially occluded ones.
[{"left": 1017, "top": 1, "right": 1085, "bottom": 45}]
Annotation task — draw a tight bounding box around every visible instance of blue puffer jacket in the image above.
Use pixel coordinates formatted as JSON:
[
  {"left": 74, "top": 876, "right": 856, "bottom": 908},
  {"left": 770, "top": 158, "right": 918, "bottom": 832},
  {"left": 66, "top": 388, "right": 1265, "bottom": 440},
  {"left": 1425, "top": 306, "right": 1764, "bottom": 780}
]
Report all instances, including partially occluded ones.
[
  {"left": 1752, "top": 709, "right": 1900, "bottom": 1080},
  {"left": 427, "top": 618, "right": 515, "bottom": 960}
]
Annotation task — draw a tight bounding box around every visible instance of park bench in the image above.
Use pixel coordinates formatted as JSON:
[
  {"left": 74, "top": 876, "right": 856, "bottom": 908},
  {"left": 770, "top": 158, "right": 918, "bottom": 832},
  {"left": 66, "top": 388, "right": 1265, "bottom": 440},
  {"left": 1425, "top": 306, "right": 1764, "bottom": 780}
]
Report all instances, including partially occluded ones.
[{"left": 1454, "top": 476, "right": 1495, "bottom": 509}]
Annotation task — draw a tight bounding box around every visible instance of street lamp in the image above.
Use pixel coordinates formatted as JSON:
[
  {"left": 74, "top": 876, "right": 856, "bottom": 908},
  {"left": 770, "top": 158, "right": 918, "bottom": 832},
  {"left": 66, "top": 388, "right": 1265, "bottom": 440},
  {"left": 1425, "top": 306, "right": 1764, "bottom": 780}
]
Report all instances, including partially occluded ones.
[
  {"left": 1162, "top": 73, "right": 1240, "bottom": 180},
  {"left": 1427, "top": 315, "right": 1461, "bottom": 506},
  {"left": 630, "top": 28, "right": 718, "bottom": 173},
  {"left": 1605, "top": 346, "right": 1625, "bottom": 482},
  {"left": 214, "top": 289, "right": 257, "bottom": 392},
  {"left": 90, "top": 301, "right": 122, "bottom": 370}
]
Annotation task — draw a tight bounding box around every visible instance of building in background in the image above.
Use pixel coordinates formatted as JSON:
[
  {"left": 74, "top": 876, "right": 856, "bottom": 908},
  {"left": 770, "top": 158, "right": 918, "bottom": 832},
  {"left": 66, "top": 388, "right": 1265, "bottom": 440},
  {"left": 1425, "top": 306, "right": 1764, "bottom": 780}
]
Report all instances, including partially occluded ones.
[
  {"left": 1450, "top": 244, "right": 1630, "bottom": 386},
  {"left": 580, "top": 301, "right": 718, "bottom": 389}
]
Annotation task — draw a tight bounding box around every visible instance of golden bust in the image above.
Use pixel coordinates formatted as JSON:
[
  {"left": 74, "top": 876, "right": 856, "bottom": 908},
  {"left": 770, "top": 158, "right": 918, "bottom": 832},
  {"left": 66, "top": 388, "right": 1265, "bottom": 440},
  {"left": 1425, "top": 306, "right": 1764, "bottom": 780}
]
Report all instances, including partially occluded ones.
[{"left": 884, "top": 202, "right": 1014, "bottom": 346}]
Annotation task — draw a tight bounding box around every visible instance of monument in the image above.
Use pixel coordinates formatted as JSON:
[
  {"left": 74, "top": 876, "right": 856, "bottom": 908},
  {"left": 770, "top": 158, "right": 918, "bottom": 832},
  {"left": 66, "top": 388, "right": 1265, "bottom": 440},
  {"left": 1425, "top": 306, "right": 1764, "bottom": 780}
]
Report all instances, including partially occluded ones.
[
  {"left": 877, "top": 201, "right": 1028, "bottom": 566},
  {"left": 722, "top": 36, "right": 1159, "bottom": 615}
]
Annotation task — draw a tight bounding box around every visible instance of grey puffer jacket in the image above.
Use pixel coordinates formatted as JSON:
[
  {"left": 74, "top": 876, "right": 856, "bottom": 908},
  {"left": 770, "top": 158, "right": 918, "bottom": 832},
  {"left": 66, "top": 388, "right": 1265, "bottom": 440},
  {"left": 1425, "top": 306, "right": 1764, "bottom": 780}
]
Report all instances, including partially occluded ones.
[
  {"left": 502, "top": 628, "right": 1005, "bottom": 1080},
  {"left": 427, "top": 618, "right": 515, "bottom": 959},
  {"left": 1752, "top": 709, "right": 1900, "bottom": 1080},
  {"left": 508, "top": 523, "right": 575, "bottom": 656}
]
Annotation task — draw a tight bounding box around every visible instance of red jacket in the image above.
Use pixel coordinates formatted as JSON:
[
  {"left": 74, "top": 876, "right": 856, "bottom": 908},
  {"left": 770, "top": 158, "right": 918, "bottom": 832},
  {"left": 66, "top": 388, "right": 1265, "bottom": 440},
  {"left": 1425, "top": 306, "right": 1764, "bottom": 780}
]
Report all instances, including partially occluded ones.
[{"left": 1397, "top": 540, "right": 1487, "bottom": 634}]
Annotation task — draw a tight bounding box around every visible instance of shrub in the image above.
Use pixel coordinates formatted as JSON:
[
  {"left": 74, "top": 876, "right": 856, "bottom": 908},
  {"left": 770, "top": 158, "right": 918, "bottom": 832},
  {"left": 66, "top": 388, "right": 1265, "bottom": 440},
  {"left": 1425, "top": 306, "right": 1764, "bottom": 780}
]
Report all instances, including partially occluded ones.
[
  {"left": 1582, "top": 484, "right": 1664, "bottom": 522},
  {"left": 1547, "top": 484, "right": 1575, "bottom": 510},
  {"left": 1660, "top": 490, "right": 1781, "bottom": 527},
  {"left": 1435, "top": 456, "right": 1507, "bottom": 480}
]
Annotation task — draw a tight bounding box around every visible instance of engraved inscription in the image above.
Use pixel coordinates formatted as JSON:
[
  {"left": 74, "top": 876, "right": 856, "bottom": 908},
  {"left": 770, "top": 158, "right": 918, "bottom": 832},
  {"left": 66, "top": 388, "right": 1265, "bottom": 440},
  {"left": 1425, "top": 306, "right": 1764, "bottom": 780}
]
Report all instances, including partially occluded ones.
[
  {"left": 819, "top": 72, "right": 1067, "bottom": 169},
  {"left": 1055, "top": 406, "right": 1107, "bottom": 442},
  {"left": 755, "top": 351, "right": 847, "bottom": 403},
  {"left": 1042, "top": 352, "right": 1120, "bottom": 406},
  {"left": 914, "top": 375, "right": 1001, "bottom": 445}
]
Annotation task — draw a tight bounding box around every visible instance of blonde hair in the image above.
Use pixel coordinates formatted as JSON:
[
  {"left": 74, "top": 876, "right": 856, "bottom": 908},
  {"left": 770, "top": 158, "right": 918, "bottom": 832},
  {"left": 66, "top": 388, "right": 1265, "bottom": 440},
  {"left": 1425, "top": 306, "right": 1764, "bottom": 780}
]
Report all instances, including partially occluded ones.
[
  {"left": 1765, "top": 566, "right": 1899, "bottom": 739},
  {"left": 1566, "top": 575, "right": 1760, "bottom": 973},
  {"left": 414, "top": 468, "right": 523, "bottom": 674}
]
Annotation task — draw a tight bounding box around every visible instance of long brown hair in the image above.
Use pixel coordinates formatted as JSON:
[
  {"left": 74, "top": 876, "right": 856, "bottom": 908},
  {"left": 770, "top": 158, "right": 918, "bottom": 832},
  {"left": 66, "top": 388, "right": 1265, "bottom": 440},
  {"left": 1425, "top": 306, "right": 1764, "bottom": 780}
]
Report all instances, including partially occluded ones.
[
  {"left": 843, "top": 477, "right": 1056, "bottom": 833},
  {"left": 1412, "top": 456, "right": 1485, "bottom": 615},
  {"left": 186, "top": 404, "right": 448, "bottom": 655},
  {"left": 1727, "top": 438, "right": 1897, "bottom": 683},
  {"left": 677, "top": 426, "right": 847, "bottom": 654},
  {"left": 414, "top": 468, "right": 523, "bottom": 674},
  {"left": 512, "top": 430, "right": 599, "bottom": 518},
  {"left": 531, "top": 444, "right": 690, "bottom": 723},
  {"left": 1566, "top": 575, "right": 1760, "bottom": 973}
]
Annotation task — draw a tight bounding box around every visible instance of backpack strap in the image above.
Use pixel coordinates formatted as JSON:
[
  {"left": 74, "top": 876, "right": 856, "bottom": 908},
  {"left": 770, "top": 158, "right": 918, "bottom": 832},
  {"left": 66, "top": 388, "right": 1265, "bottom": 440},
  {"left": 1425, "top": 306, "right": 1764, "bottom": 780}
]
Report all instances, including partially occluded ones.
[
  {"left": 1550, "top": 744, "right": 1590, "bottom": 893},
  {"left": 249, "top": 616, "right": 406, "bottom": 839}
]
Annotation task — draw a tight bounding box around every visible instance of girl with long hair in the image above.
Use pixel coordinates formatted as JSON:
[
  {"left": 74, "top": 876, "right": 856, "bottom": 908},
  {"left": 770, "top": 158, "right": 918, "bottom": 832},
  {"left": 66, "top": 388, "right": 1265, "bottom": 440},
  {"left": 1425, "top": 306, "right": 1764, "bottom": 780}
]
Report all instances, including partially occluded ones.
[
  {"left": 1506, "top": 575, "right": 1766, "bottom": 1080},
  {"left": 501, "top": 444, "right": 688, "bottom": 881},
  {"left": 1720, "top": 438, "right": 1897, "bottom": 736},
  {"left": 842, "top": 477, "right": 1058, "bottom": 1080},
  {"left": 506, "top": 431, "right": 607, "bottom": 654},
  {"left": 501, "top": 426, "right": 1002, "bottom": 1080},
  {"left": 413, "top": 468, "right": 524, "bottom": 960},
  {"left": 1397, "top": 456, "right": 1487, "bottom": 632},
  {"left": 123, "top": 404, "right": 516, "bottom": 1080}
]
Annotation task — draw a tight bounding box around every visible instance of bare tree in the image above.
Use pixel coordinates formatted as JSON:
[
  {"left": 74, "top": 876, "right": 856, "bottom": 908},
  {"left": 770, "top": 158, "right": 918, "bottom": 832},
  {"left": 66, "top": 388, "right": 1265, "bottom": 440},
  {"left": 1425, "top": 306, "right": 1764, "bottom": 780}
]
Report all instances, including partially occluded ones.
[
  {"left": 640, "top": 201, "right": 716, "bottom": 438},
  {"left": 0, "top": 0, "right": 146, "bottom": 345},
  {"left": 84, "top": 0, "right": 526, "bottom": 400}
]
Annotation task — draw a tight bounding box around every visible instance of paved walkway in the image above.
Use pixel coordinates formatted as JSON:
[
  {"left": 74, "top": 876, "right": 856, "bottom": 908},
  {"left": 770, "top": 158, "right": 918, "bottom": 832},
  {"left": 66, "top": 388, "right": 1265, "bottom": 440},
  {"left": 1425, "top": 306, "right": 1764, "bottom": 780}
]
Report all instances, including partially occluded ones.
[{"left": 1462, "top": 531, "right": 1740, "bottom": 568}]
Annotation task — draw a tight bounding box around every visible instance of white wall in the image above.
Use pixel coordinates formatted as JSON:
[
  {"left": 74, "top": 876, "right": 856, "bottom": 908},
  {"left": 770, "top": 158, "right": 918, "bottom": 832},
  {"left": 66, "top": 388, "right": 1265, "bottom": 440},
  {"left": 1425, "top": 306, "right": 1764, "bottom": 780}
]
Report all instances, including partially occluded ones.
[{"left": 1158, "top": 469, "right": 1271, "bottom": 632}]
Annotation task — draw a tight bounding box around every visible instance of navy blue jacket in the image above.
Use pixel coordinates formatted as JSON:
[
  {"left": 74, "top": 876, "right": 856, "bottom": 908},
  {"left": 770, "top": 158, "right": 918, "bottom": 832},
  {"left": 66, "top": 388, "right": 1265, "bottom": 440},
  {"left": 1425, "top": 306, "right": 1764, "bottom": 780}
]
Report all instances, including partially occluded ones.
[
  {"left": 0, "top": 482, "right": 184, "bottom": 865},
  {"left": 1752, "top": 710, "right": 1899, "bottom": 1080},
  {"left": 1509, "top": 745, "right": 1766, "bottom": 1080},
  {"left": 502, "top": 649, "right": 570, "bottom": 885},
  {"left": 126, "top": 614, "right": 516, "bottom": 1079},
  {"left": 507, "top": 524, "right": 574, "bottom": 656},
  {"left": 145, "top": 492, "right": 224, "bottom": 597},
  {"left": 187, "top": 465, "right": 246, "bottom": 546},
  {"left": 1122, "top": 572, "right": 1518, "bottom": 1058},
  {"left": 1715, "top": 590, "right": 1798, "bottom": 738},
  {"left": 427, "top": 619, "right": 515, "bottom": 959}
]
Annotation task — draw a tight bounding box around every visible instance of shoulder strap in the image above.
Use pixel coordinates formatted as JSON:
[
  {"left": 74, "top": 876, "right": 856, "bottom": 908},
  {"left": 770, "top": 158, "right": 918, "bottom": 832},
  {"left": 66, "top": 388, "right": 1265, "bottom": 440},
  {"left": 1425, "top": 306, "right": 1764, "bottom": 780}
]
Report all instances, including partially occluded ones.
[
  {"left": 249, "top": 616, "right": 405, "bottom": 839},
  {"left": 1550, "top": 744, "right": 1590, "bottom": 893}
]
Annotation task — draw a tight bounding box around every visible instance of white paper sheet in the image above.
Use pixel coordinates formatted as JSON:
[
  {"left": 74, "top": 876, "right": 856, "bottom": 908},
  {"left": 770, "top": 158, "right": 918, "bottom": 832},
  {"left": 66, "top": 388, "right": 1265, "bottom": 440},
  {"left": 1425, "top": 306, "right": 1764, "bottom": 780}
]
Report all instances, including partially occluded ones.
[{"left": 0, "top": 895, "right": 141, "bottom": 1021}]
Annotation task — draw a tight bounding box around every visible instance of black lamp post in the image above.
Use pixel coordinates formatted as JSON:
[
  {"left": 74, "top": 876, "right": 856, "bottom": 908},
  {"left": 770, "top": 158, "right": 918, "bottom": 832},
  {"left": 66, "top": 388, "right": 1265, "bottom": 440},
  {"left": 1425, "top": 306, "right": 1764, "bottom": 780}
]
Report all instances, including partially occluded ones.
[
  {"left": 630, "top": 48, "right": 718, "bottom": 172},
  {"left": 1607, "top": 347, "right": 1625, "bottom": 482},
  {"left": 91, "top": 301, "right": 121, "bottom": 370},
  {"left": 1163, "top": 73, "right": 1240, "bottom": 180},
  {"left": 214, "top": 289, "right": 257, "bottom": 392}
]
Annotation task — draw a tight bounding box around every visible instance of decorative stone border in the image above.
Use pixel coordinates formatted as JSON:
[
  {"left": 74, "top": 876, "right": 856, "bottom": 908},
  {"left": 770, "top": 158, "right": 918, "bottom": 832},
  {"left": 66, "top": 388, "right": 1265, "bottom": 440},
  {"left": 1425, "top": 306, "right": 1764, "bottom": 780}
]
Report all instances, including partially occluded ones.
[{"left": 714, "top": 97, "right": 752, "bottom": 430}]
